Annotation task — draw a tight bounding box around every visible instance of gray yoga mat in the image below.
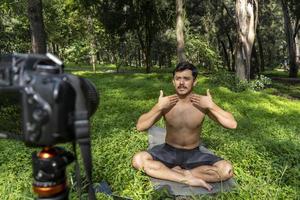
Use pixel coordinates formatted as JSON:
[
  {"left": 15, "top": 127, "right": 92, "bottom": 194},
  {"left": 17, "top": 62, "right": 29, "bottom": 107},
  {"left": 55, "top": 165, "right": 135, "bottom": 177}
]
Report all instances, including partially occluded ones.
[{"left": 148, "top": 126, "right": 236, "bottom": 196}]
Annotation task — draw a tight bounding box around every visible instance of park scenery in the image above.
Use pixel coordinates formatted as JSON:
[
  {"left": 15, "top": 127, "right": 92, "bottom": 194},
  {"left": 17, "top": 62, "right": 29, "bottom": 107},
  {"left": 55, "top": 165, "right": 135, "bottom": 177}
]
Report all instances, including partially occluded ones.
[{"left": 0, "top": 0, "right": 300, "bottom": 200}]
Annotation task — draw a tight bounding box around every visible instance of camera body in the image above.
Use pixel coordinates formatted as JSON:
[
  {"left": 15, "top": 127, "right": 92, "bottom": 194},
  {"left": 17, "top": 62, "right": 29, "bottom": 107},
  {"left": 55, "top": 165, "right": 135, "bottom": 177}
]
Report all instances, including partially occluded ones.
[{"left": 0, "top": 53, "right": 98, "bottom": 146}]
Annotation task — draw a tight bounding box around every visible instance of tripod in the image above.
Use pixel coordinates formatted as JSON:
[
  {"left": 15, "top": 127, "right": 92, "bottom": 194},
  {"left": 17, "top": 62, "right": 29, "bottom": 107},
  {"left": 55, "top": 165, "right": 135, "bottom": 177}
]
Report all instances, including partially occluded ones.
[{"left": 32, "top": 146, "right": 74, "bottom": 200}]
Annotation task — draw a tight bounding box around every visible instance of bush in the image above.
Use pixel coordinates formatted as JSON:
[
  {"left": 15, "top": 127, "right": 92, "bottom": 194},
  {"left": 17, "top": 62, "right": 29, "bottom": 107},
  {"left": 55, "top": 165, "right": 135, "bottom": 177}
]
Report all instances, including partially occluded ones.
[
  {"left": 249, "top": 75, "right": 272, "bottom": 91},
  {"left": 211, "top": 70, "right": 272, "bottom": 92}
]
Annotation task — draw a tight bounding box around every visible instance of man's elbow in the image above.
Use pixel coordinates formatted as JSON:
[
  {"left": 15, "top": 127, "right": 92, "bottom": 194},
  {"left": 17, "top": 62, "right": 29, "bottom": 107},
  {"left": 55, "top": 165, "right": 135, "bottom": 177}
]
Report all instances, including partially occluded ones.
[
  {"left": 229, "top": 121, "right": 237, "bottom": 129},
  {"left": 136, "top": 123, "right": 146, "bottom": 132},
  {"left": 223, "top": 120, "right": 237, "bottom": 129},
  {"left": 136, "top": 125, "right": 143, "bottom": 132}
]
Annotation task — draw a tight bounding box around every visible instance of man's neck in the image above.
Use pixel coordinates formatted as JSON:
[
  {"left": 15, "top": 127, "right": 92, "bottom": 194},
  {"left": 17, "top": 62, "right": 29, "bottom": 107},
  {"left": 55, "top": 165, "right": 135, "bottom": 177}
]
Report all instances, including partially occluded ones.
[{"left": 177, "top": 92, "right": 193, "bottom": 103}]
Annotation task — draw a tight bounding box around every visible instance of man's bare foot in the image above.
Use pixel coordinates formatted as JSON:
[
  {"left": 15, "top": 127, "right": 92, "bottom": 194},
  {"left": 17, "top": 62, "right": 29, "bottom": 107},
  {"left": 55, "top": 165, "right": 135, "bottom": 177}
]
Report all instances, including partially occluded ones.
[{"left": 183, "top": 170, "right": 213, "bottom": 191}]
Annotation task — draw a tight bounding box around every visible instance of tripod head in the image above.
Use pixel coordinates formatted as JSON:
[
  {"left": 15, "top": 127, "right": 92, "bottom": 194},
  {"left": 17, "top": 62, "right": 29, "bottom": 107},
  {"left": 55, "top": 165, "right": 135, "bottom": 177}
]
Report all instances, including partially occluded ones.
[{"left": 32, "top": 146, "right": 74, "bottom": 200}]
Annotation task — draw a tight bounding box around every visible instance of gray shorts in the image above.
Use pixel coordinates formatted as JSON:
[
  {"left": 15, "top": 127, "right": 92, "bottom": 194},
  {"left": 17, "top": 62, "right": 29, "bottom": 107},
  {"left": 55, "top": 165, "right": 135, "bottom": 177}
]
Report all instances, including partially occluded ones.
[{"left": 148, "top": 143, "right": 223, "bottom": 169}]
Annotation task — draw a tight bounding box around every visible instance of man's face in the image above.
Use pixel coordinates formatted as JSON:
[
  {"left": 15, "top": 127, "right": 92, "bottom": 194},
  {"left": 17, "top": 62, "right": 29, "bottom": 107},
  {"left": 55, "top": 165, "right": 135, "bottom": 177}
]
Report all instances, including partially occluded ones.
[{"left": 173, "top": 69, "right": 197, "bottom": 96}]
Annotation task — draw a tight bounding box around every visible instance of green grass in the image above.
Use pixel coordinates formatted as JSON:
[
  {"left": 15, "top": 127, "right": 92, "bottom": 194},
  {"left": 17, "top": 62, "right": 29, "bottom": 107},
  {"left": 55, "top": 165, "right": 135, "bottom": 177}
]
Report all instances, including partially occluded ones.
[
  {"left": 64, "top": 63, "right": 174, "bottom": 74},
  {"left": 264, "top": 82, "right": 300, "bottom": 99},
  {"left": 262, "top": 70, "right": 300, "bottom": 78},
  {"left": 0, "top": 71, "right": 300, "bottom": 199}
]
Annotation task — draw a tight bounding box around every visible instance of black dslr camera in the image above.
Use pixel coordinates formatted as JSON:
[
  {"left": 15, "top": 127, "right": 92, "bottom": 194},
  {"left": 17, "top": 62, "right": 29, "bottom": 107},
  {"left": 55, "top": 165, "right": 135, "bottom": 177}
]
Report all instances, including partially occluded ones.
[
  {"left": 0, "top": 53, "right": 99, "bottom": 199},
  {"left": 0, "top": 53, "right": 99, "bottom": 146}
]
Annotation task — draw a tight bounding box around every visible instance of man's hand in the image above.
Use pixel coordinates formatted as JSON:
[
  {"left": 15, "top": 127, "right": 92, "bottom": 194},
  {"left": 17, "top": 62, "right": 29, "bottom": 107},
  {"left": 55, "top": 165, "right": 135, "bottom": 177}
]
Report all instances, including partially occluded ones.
[
  {"left": 190, "top": 89, "right": 214, "bottom": 110},
  {"left": 157, "top": 90, "right": 179, "bottom": 111}
]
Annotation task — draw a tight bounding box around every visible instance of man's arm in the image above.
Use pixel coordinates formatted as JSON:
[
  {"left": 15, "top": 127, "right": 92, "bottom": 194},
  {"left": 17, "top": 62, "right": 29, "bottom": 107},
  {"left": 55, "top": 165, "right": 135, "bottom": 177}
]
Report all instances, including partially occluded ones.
[
  {"left": 191, "top": 89, "right": 237, "bottom": 129},
  {"left": 136, "top": 104, "right": 163, "bottom": 131},
  {"left": 136, "top": 90, "right": 178, "bottom": 131},
  {"left": 206, "top": 103, "right": 237, "bottom": 129}
]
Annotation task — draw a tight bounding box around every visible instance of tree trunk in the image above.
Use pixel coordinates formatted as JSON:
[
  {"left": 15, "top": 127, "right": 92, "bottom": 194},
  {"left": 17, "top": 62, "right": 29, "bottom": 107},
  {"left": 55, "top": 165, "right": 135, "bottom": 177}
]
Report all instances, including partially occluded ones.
[
  {"left": 219, "top": 38, "right": 230, "bottom": 71},
  {"left": 87, "top": 15, "right": 97, "bottom": 72},
  {"left": 136, "top": 29, "right": 152, "bottom": 73},
  {"left": 27, "top": 0, "right": 47, "bottom": 54},
  {"left": 250, "top": 44, "right": 259, "bottom": 79},
  {"left": 281, "top": 0, "right": 298, "bottom": 78},
  {"left": 256, "top": 28, "right": 265, "bottom": 72},
  {"left": 226, "top": 33, "right": 235, "bottom": 72},
  {"left": 176, "top": 0, "right": 186, "bottom": 63},
  {"left": 138, "top": 49, "right": 142, "bottom": 67},
  {"left": 296, "top": 32, "right": 300, "bottom": 66},
  {"left": 235, "top": 0, "right": 258, "bottom": 81},
  {"left": 145, "top": 46, "right": 151, "bottom": 73}
]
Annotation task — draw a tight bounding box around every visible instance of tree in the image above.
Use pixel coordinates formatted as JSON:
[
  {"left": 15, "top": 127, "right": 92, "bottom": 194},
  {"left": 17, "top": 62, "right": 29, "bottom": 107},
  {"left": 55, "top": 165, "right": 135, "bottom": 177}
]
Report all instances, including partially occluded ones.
[
  {"left": 280, "top": 0, "right": 300, "bottom": 77},
  {"left": 215, "top": 1, "right": 236, "bottom": 71},
  {"left": 1, "top": 0, "right": 295, "bottom": 75},
  {"left": 176, "top": 0, "right": 186, "bottom": 62},
  {"left": 27, "top": 0, "right": 47, "bottom": 53},
  {"left": 129, "top": 0, "right": 175, "bottom": 72},
  {"left": 0, "top": 1, "right": 30, "bottom": 54},
  {"left": 255, "top": 1, "right": 287, "bottom": 72},
  {"left": 235, "top": 0, "right": 258, "bottom": 81},
  {"left": 96, "top": 0, "right": 175, "bottom": 73}
]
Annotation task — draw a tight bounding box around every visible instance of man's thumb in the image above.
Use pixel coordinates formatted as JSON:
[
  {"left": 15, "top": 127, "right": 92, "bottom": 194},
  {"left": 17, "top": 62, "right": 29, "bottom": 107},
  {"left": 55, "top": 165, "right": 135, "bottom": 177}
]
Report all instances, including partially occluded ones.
[
  {"left": 207, "top": 89, "right": 211, "bottom": 97},
  {"left": 159, "top": 90, "right": 163, "bottom": 98}
]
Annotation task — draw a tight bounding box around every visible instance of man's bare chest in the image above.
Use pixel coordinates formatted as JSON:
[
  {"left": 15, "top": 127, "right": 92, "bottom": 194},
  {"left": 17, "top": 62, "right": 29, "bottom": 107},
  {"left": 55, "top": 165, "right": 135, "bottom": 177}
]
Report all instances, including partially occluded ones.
[{"left": 164, "top": 103, "right": 205, "bottom": 129}]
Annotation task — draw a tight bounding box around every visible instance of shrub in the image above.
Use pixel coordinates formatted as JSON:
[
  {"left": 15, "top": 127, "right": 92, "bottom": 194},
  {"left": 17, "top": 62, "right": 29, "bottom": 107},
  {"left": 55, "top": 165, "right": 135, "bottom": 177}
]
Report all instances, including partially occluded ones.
[
  {"left": 249, "top": 75, "right": 272, "bottom": 91},
  {"left": 211, "top": 70, "right": 272, "bottom": 92}
]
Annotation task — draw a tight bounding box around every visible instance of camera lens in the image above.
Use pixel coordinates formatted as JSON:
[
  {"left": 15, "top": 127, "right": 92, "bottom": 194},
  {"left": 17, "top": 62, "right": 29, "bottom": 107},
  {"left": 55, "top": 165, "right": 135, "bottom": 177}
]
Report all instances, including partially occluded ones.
[{"left": 79, "top": 78, "right": 99, "bottom": 118}]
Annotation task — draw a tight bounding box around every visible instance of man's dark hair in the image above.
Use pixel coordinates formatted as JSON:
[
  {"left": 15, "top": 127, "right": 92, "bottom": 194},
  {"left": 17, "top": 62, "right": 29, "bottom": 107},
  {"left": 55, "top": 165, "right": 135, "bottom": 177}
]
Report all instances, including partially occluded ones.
[{"left": 173, "top": 61, "right": 198, "bottom": 79}]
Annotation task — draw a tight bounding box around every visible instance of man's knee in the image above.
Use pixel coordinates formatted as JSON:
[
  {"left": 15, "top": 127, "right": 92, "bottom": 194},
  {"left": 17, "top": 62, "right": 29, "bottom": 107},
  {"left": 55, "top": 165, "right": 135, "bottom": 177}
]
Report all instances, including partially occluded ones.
[
  {"left": 214, "top": 160, "right": 234, "bottom": 180},
  {"left": 132, "top": 151, "right": 151, "bottom": 170}
]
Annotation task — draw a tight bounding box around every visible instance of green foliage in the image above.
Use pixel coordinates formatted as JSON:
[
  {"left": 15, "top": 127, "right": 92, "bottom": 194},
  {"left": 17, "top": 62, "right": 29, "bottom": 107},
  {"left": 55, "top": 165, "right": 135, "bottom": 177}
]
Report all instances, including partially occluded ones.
[
  {"left": 249, "top": 75, "right": 272, "bottom": 91},
  {"left": 211, "top": 70, "right": 272, "bottom": 92},
  {"left": 0, "top": 94, "right": 21, "bottom": 134},
  {"left": 0, "top": 0, "right": 298, "bottom": 75},
  {"left": 63, "top": 40, "right": 91, "bottom": 64},
  {"left": 0, "top": 0, "right": 30, "bottom": 53},
  {"left": 185, "top": 35, "right": 222, "bottom": 69}
]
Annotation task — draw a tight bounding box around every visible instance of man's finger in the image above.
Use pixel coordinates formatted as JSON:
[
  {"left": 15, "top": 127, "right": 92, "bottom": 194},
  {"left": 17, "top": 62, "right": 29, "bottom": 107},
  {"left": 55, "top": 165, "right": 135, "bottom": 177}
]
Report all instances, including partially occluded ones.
[
  {"left": 170, "top": 97, "right": 178, "bottom": 101},
  {"left": 170, "top": 99, "right": 179, "bottom": 104},
  {"left": 170, "top": 101, "right": 177, "bottom": 105},
  {"left": 169, "top": 94, "right": 178, "bottom": 98},
  {"left": 191, "top": 93, "right": 201, "bottom": 98},
  {"left": 169, "top": 96, "right": 179, "bottom": 101},
  {"left": 191, "top": 95, "right": 201, "bottom": 101},
  {"left": 191, "top": 99, "right": 200, "bottom": 104}
]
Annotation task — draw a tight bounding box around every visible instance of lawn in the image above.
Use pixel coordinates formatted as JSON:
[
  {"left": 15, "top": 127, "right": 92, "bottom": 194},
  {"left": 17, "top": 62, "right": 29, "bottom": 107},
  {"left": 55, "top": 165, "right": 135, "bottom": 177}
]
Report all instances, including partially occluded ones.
[{"left": 0, "top": 71, "right": 300, "bottom": 199}]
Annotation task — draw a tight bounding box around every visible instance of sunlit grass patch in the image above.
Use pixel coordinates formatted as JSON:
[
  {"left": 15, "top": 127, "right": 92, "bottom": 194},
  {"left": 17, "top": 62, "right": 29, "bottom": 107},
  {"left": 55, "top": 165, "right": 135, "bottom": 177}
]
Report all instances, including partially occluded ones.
[{"left": 0, "top": 72, "right": 299, "bottom": 199}]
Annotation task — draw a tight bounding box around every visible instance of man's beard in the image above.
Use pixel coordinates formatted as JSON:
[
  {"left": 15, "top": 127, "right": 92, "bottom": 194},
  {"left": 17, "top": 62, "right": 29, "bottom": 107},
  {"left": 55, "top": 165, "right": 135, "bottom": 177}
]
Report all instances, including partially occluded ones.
[{"left": 176, "top": 86, "right": 192, "bottom": 96}]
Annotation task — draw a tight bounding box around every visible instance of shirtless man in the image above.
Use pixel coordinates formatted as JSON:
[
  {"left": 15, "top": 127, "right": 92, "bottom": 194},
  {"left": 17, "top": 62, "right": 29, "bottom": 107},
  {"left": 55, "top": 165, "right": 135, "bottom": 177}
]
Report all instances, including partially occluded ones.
[{"left": 132, "top": 62, "right": 237, "bottom": 191}]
